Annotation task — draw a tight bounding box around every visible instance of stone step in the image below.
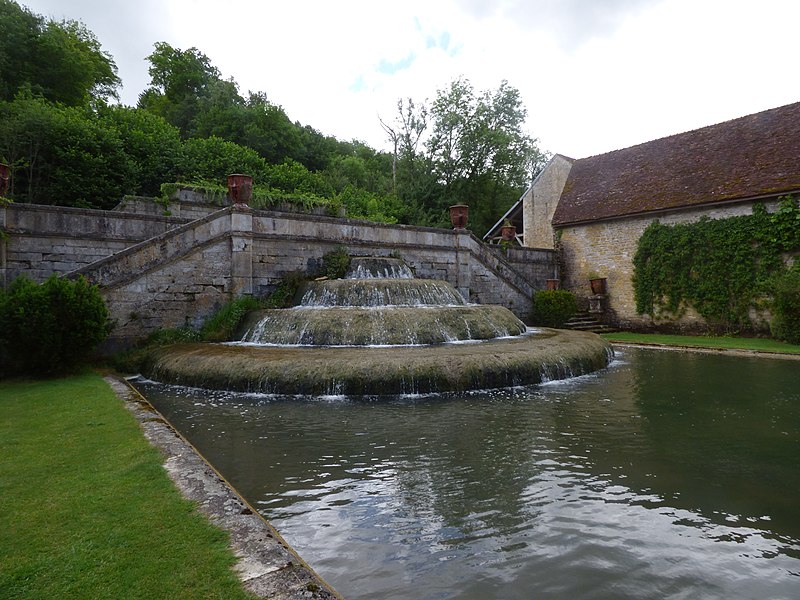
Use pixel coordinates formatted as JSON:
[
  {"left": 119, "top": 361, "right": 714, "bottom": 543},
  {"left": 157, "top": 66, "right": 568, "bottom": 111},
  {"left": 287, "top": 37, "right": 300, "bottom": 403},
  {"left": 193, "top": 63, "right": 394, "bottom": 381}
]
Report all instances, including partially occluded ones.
[{"left": 564, "top": 312, "right": 616, "bottom": 334}]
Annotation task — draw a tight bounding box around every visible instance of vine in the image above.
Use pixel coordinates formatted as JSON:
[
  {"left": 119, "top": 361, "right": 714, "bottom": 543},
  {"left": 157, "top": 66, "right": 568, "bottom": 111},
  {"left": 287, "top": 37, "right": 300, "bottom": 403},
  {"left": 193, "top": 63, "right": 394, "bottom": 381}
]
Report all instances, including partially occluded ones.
[{"left": 633, "top": 196, "right": 800, "bottom": 332}]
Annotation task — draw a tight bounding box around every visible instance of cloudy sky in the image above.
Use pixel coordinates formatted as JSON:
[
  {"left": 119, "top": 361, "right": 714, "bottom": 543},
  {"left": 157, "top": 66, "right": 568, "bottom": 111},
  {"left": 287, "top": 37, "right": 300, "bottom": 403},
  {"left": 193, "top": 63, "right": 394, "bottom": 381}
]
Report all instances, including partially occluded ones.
[{"left": 19, "top": 0, "right": 800, "bottom": 159}]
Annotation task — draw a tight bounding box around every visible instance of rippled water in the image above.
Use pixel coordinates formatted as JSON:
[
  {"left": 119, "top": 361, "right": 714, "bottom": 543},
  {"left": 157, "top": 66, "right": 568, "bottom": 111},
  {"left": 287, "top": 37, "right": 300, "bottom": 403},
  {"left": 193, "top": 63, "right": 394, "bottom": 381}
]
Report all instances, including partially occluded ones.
[{"left": 134, "top": 348, "right": 800, "bottom": 599}]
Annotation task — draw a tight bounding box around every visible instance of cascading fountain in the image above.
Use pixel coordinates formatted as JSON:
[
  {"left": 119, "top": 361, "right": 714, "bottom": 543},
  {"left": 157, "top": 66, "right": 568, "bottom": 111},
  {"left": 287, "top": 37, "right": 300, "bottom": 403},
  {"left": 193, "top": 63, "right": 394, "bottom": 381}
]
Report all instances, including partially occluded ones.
[{"left": 144, "top": 256, "right": 612, "bottom": 395}]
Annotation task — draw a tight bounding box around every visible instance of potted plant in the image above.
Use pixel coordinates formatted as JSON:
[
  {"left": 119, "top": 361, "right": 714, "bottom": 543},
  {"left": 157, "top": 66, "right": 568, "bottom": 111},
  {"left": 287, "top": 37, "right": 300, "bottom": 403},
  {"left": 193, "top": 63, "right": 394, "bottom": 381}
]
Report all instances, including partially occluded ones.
[
  {"left": 500, "top": 219, "right": 516, "bottom": 241},
  {"left": 449, "top": 204, "right": 469, "bottom": 229},
  {"left": 588, "top": 272, "right": 607, "bottom": 295},
  {"left": 546, "top": 279, "right": 560, "bottom": 290}
]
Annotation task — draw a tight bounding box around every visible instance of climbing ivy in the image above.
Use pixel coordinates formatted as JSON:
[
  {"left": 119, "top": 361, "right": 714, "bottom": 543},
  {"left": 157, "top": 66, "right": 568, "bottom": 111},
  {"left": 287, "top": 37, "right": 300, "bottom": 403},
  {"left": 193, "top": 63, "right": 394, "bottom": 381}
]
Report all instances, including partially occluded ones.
[{"left": 633, "top": 196, "right": 800, "bottom": 332}]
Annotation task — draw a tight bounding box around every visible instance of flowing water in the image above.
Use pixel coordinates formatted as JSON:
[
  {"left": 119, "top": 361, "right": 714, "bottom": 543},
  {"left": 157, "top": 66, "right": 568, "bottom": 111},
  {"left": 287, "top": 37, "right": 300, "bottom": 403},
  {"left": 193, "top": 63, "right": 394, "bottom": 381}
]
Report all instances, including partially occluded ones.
[{"left": 134, "top": 347, "right": 800, "bottom": 599}]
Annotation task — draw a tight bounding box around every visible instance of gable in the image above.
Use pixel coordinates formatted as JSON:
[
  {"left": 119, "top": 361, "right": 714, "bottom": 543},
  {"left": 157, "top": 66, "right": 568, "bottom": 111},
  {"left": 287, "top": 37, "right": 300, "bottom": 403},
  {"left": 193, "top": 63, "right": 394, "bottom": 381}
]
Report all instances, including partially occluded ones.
[{"left": 552, "top": 101, "right": 800, "bottom": 226}]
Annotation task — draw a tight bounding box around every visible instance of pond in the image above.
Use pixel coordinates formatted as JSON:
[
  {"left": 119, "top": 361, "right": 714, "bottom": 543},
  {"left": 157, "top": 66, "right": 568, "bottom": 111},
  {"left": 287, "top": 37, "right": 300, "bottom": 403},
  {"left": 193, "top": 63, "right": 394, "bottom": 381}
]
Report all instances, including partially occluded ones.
[{"left": 133, "top": 347, "right": 800, "bottom": 599}]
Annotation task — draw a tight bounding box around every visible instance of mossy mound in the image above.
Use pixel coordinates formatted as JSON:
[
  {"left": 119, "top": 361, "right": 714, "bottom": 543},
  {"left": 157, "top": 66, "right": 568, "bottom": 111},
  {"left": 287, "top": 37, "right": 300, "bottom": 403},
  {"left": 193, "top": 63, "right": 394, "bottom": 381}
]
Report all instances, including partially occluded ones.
[
  {"left": 237, "top": 305, "right": 526, "bottom": 346},
  {"left": 143, "top": 329, "right": 613, "bottom": 396}
]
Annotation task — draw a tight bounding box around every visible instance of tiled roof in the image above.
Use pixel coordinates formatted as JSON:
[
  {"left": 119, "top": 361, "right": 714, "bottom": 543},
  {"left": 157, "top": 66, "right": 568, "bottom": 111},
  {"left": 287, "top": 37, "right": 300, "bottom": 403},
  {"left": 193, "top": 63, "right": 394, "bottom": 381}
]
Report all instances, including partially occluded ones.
[{"left": 552, "top": 102, "right": 800, "bottom": 226}]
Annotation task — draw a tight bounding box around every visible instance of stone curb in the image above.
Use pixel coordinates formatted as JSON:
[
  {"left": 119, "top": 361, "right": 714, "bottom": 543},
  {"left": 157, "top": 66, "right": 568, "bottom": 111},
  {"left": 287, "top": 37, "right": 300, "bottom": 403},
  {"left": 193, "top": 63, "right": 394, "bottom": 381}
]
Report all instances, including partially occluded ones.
[
  {"left": 104, "top": 375, "right": 343, "bottom": 599},
  {"left": 609, "top": 341, "right": 800, "bottom": 360}
]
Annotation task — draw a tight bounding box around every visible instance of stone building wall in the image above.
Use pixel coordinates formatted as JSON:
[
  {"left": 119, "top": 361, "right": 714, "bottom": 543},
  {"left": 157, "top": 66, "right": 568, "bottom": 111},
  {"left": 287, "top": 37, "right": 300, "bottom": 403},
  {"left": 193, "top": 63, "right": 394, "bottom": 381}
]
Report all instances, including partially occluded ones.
[
  {"left": 558, "top": 198, "right": 781, "bottom": 330},
  {"left": 522, "top": 154, "right": 573, "bottom": 249}
]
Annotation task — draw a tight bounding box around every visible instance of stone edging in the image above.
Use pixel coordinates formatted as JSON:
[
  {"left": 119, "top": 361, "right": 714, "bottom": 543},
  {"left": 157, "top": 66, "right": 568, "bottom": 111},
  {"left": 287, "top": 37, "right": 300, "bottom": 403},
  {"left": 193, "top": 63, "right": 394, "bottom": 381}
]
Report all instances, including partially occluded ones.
[
  {"left": 610, "top": 342, "right": 800, "bottom": 360},
  {"left": 104, "top": 375, "right": 343, "bottom": 599}
]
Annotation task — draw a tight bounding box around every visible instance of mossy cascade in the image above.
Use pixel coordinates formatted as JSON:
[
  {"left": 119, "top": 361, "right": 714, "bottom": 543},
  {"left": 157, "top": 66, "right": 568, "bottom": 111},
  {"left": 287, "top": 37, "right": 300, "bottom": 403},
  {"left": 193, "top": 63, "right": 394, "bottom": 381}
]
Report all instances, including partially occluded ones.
[
  {"left": 145, "top": 256, "right": 613, "bottom": 395},
  {"left": 241, "top": 257, "right": 524, "bottom": 346}
]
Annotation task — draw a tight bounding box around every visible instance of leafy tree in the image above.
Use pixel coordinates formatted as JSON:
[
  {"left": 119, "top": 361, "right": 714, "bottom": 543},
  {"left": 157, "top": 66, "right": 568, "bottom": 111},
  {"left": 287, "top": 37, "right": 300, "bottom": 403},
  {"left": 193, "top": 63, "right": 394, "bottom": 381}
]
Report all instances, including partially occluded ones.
[
  {"left": 179, "top": 136, "right": 268, "bottom": 183},
  {"left": 138, "top": 42, "right": 224, "bottom": 134},
  {"left": 264, "top": 158, "right": 333, "bottom": 197},
  {"left": 426, "top": 78, "right": 546, "bottom": 232},
  {"left": 0, "top": 93, "right": 137, "bottom": 208},
  {"left": 384, "top": 78, "right": 547, "bottom": 233},
  {"left": 97, "top": 105, "right": 183, "bottom": 196},
  {"left": 0, "top": 0, "right": 120, "bottom": 106},
  {"left": 46, "top": 104, "right": 134, "bottom": 208}
]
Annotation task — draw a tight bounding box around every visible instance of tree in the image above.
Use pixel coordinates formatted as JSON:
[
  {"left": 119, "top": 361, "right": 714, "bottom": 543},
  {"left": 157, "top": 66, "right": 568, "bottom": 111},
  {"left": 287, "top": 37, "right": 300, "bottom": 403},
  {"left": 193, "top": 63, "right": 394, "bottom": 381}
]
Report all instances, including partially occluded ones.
[
  {"left": 138, "top": 42, "right": 224, "bottom": 134},
  {"left": 385, "top": 78, "right": 548, "bottom": 232},
  {"left": 0, "top": 0, "right": 120, "bottom": 106},
  {"left": 98, "top": 105, "right": 183, "bottom": 196},
  {"left": 179, "top": 136, "right": 268, "bottom": 183}
]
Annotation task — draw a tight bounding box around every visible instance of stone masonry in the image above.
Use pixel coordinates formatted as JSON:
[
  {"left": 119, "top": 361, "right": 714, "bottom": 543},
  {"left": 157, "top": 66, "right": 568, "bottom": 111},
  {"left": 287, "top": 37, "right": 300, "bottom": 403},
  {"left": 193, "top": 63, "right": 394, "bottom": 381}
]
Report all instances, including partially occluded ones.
[
  {"left": 558, "top": 198, "right": 781, "bottom": 330},
  {"left": 1, "top": 201, "right": 556, "bottom": 347}
]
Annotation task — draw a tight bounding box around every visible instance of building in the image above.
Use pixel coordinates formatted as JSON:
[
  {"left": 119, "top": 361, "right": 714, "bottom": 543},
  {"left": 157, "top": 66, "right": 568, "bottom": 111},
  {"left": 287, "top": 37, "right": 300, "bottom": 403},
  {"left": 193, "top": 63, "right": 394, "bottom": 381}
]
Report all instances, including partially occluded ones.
[{"left": 485, "top": 101, "right": 800, "bottom": 329}]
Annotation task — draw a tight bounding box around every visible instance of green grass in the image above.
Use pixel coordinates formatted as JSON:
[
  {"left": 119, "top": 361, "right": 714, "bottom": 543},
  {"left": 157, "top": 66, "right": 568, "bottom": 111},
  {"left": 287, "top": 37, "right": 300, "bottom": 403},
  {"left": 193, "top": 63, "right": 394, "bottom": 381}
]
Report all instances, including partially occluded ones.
[
  {"left": 601, "top": 332, "right": 800, "bottom": 355},
  {"left": 0, "top": 372, "right": 255, "bottom": 600}
]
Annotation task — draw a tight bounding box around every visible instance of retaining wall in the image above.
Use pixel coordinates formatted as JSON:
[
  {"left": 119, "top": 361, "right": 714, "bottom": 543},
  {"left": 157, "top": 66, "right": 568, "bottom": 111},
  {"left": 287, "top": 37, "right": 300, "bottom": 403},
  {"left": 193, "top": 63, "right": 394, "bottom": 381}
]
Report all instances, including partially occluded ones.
[{"left": 1, "top": 202, "right": 556, "bottom": 346}]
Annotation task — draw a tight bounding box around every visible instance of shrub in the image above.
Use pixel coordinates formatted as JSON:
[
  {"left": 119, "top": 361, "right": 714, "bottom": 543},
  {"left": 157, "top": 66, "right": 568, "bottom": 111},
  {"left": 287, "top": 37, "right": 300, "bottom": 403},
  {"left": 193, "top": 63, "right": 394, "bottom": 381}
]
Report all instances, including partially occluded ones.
[
  {"left": 530, "top": 289, "right": 578, "bottom": 328},
  {"left": 200, "top": 296, "right": 263, "bottom": 342},
  {"left": 771, "top": 267, "right": 800, "bottom": 344},
  {"left": 321, "top": 246, "right": 351, "bottom": 279},
  {"left": 0, "top": 275, "right": 111, "bottom": 377},
  {"left": 263, "top": 272, "right": 307, "bottom": 308}
]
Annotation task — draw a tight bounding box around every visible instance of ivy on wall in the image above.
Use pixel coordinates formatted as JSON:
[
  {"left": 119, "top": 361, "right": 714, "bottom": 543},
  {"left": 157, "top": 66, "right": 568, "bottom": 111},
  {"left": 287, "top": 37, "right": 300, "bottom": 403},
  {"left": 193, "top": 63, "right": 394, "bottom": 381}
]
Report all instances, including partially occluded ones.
[{"left": 633, "top": 196, "right": 800, "bottom": 331}]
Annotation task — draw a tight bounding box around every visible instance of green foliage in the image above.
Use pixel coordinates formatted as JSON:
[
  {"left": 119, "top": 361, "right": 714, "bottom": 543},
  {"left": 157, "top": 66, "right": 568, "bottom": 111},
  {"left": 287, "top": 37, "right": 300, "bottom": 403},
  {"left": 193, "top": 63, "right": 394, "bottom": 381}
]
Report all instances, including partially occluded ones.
[
  {"left": 633, "top": 197, "right": 800, "bottom": 333},
  {"left": 179, "top": 136, "right": 268, "bottom": 183},
  {"left": 321, "top": 246, "right": 351, "bottom": 279},
  {"left": 0, "top": 12, "right": 544, "bottom": 232},
  {"left": 99, "top": 105, "right": 183, "bottom": 195},
  {"left": 0, "top": 93, "right": 141, "bottom": 207},
  {"left": 530, "top": 290, "right": 578, "bottom": 328},
  {"left": 0, "top": 0, "right": 120, "bottom": 106},
  {"left": 0, "top": 275, "right": 111, "bottom": 377},
  {"left": 200, "top": 296, "right": 263, "bottom": 342},
  {"left": 385, "top": 77, "right": 549, "bottom": 233},
  {"left": 770, "top": 265, "right": 800, "bottom": 344},
  {"left": 262, "top": 272, "right": 307, "bottom": 308}
]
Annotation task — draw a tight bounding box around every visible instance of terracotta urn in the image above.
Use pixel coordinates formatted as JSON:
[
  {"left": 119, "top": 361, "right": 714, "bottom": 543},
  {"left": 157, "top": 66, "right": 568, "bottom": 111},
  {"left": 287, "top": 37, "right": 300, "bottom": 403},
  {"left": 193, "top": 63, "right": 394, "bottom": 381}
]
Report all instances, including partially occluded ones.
[
  {"left": 546, "top": 279, "right": 560, "bottom": 290},
  {"left": 227, "top": 174, "right": 253, "bottom": 207},
  {"left": 500, "top": 224, "right": 517, "bottom": 241},
  {"left": 589, "top": 277, "right": 607, "bottom": 295},
  {"left": 0, "top": 163, "right": 10, "bottom": 197},
  {"left": 449, "top": 204, "right": 469, "bottom": 229}
]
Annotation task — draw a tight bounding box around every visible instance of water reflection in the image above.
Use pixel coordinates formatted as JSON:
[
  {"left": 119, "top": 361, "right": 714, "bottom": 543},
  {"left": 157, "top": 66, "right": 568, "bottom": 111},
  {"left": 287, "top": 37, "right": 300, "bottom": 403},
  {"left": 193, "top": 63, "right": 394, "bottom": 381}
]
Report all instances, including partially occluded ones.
[{"left": 134, "top": 348, "right": 800, "bottom": 599}]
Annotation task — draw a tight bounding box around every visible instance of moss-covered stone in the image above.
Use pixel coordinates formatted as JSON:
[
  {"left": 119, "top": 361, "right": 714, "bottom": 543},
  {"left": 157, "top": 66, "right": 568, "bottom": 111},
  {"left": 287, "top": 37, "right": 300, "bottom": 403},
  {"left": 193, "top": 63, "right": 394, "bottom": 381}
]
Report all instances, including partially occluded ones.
[{"left": 143, "top": 329, "right": 613, "bottom": 396}]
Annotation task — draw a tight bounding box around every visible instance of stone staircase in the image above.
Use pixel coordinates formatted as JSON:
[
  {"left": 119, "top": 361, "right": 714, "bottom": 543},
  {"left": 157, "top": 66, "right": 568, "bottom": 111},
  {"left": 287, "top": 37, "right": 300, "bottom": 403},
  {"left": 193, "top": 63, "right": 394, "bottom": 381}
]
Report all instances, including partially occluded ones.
[{"left": 564, "top": 311, "right": 616, "bottom": 334}]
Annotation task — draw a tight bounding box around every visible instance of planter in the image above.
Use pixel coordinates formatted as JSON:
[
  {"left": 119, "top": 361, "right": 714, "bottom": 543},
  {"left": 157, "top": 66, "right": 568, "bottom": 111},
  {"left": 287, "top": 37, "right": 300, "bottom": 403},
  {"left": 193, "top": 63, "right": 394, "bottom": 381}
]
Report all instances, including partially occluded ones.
[
  {"left": 227, "top": 173, "right": 253, "bottom": 207},
  {"left": 546, "top": 279, "right": 560, "bottom": 290},
  {"left": 0, "top": 163, "right": 10, "bottom": 197},
  {"left": 500, "top": 224, "right": 516, "bottom": 241},
  {"left": 449, "top": 204, "right": 469, "bottom": 229},
  {"left": 589, "top": 277, "right": 607, "bottom": 295}
]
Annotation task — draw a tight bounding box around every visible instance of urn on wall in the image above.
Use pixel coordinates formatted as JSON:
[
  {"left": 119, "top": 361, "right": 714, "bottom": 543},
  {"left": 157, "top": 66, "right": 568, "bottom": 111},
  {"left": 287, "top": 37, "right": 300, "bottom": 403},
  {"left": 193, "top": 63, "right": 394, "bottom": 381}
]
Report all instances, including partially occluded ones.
[
  {"left": 0, "top": 163, "right": 10, "bottom": 197},
  {"left": 227, "top": 174, "right": 253, "bottom": 207},
  {"left": 449, "top": 204, "right": 469, "bottom": 229}
]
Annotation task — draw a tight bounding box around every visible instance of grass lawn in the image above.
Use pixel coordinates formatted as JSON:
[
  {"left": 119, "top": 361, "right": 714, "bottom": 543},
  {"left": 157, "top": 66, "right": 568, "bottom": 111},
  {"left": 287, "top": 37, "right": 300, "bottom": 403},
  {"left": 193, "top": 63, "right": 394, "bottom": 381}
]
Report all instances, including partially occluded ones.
[
  {"left": 601, "top": 332, "right": 800, "bottom": 355},
  {"left": 0, "top": 372, "right": 254, "bottom": 600}
]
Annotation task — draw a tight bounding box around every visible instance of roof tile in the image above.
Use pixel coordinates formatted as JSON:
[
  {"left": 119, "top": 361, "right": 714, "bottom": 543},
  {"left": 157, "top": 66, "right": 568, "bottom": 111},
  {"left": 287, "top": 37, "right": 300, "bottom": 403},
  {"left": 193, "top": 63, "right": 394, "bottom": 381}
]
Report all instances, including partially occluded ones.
[{"left": 552, "top": 102, "right": 800, "bottom": 225}]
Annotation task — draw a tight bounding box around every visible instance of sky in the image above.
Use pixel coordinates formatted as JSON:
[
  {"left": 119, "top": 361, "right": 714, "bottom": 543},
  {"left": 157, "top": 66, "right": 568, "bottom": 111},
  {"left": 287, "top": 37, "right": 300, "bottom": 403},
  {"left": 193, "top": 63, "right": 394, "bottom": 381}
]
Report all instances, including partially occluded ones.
[{"left": 18, "top": 0, "right": 800, "bottom": 159}]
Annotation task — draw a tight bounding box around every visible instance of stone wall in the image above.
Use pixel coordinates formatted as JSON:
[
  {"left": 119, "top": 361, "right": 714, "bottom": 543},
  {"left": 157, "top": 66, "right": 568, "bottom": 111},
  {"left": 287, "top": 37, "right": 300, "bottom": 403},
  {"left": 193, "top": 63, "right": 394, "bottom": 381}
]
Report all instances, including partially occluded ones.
[
  {"left": 522, "top": 154, "right": 573, "bottom": 249},
  {"left": 2, "top": 202, "right": 556, "bottom": 346},
  {"left": 558, "top": 198, "right": 781, "bottom": 330},
  {"left": 0, "top": 203, "right": 188, "bottom": 285}
]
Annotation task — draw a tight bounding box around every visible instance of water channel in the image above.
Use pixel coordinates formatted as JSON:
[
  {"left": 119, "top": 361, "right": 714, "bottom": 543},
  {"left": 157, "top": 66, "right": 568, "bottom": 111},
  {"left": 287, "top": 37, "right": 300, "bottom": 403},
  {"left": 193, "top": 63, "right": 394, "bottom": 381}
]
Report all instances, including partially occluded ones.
[{"left": 134, "top": 347, "right": 800, "bottom": 599}]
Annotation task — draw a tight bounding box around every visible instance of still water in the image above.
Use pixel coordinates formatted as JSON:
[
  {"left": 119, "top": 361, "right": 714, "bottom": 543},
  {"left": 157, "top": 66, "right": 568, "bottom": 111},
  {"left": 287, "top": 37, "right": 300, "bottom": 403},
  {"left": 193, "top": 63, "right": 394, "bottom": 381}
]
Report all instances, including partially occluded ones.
[{"left": 134, "top": 348, "right": 800, "bottom": 599}]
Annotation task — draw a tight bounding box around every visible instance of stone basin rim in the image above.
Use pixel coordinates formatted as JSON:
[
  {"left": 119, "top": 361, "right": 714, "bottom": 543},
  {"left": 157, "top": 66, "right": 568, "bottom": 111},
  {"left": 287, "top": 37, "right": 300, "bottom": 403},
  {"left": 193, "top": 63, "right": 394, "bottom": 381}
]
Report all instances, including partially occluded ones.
[{"left": 143, "top": 328, "right": 614, "bottom": 397}]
